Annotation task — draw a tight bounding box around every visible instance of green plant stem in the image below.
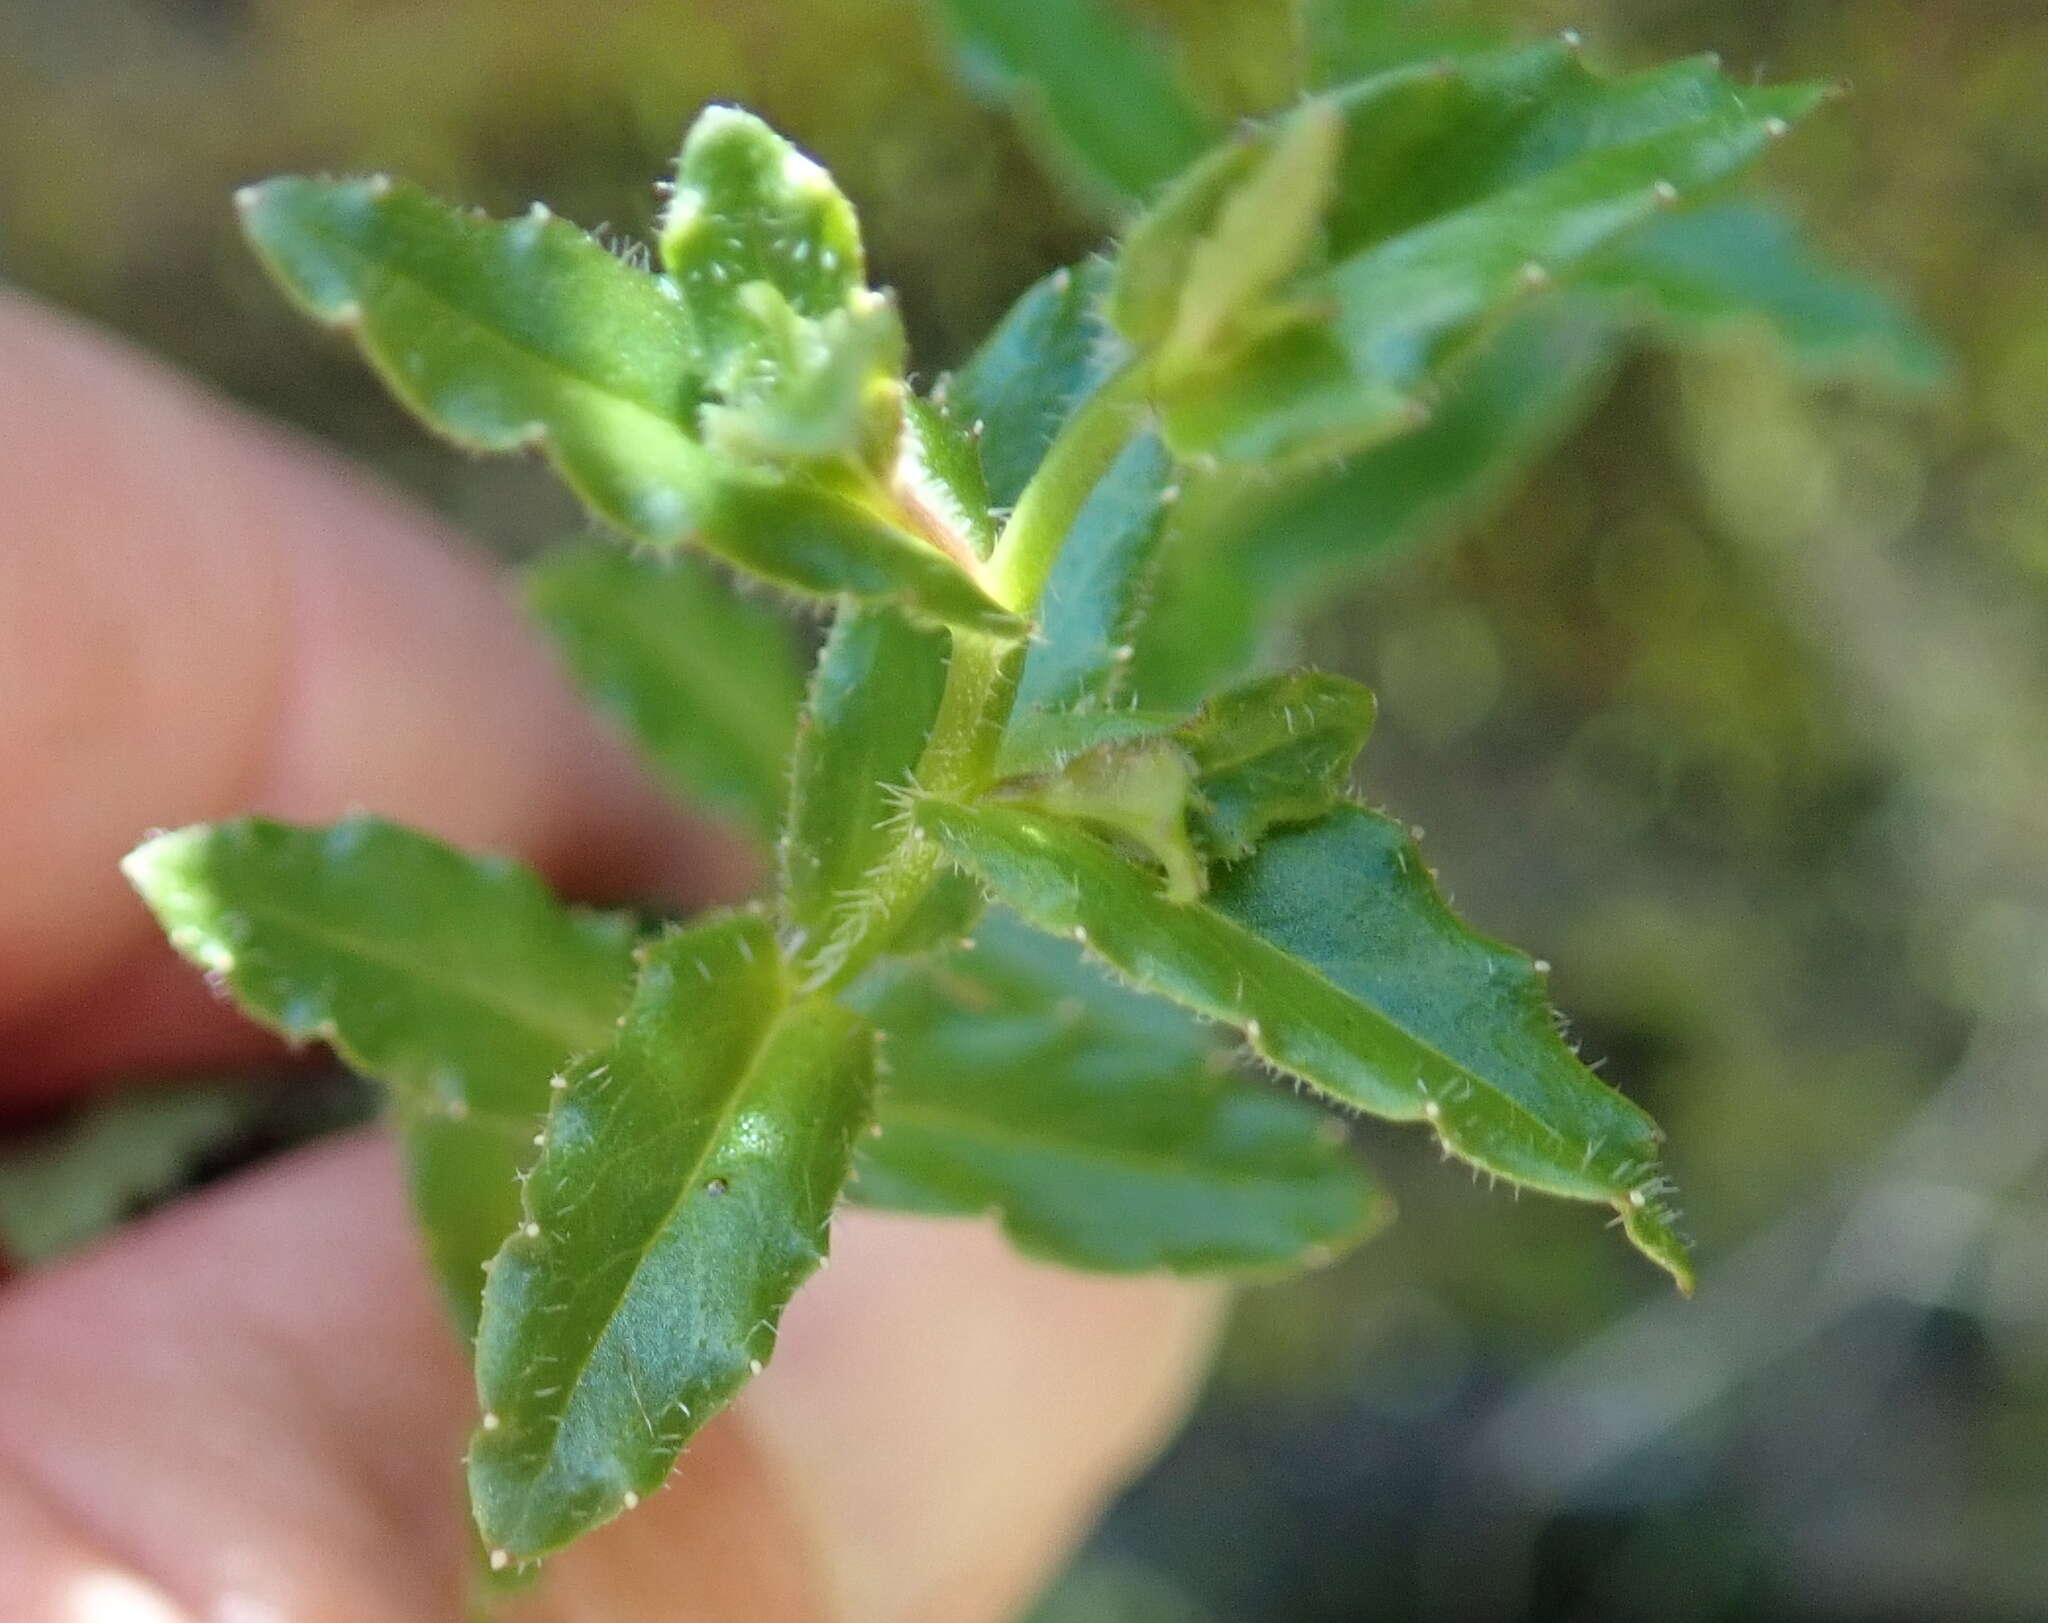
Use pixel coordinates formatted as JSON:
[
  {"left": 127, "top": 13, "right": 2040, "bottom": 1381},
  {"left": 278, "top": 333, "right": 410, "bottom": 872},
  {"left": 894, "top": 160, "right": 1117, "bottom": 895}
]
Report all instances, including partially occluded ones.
[
  {"left": 985, "top": 364, "right": 1154, "bottom": 612},
  {"left": 813, "top": 371, "right": 1155, "bottom": 992}
]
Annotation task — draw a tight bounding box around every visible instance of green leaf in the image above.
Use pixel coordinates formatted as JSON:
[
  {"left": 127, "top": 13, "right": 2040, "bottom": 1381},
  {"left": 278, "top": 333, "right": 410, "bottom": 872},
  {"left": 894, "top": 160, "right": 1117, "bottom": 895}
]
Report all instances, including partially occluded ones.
[
  {"left": 1111, "top": 44, "right": 1828, "bottom": 463},
  {"left": 1178, "top": 671, "right": 1376, "bottom": 859},
  {"left": 122, "top": 818, "right": 636, "bottom": 1334},
  {"left": 1131, "top": 303, "right": 1624, "bottom": 708},
  {"left": 916, "top": 799, "right": 1692, "bottom": 1290},
  {"left": 1013, "top": 429, "right": 1177, "bottom": 718},
  {"left": 1582, "top": 198, "right": 1949, "bottom": 386},
  {"left": 902, "top": 395, "right": 999, "bottom": 560},
  {"left": 935, "top": 0, "right": 1217, "bottom": 206},
  {"left": 992, "top": 740, "right": 1207, "bottom": 905},
  {"left": 780, "top": 603, "right": 952, "bottom": 975},
  {"left": 526, "top": 547, "right": 803, "bottom": 841},
  {"left": 0, "top": 1084, "right": 253, "bottom": 1266},
  {"left": 240, "top": 174, "right": 712, "bottom": 538},
  {"left": 1113, "top": 100, "right": 1344, "bottom": 371},
  {"left": 242, "top": 174, "right": 1017, "bottom": 634},
  {"left": 659, "top": 105, "right": 869, "bottom": 360},
  {"left": 469, "top": 914, "right": 875, "bottom": 1561},
  {"left": 690, "top": 473, "right": 1023, "bottom": 634},
  {"left": 947, "top": 258, "right": 1129, "bottom": 510},
  {"left": 849, "top": 912, "right": 1385, "bottom": 1273}
]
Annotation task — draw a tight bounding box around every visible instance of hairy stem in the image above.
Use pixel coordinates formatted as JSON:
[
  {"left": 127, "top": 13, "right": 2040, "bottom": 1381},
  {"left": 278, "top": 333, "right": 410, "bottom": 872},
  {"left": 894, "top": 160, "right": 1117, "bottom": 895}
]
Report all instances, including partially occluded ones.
[{"left": 812, "top": 371, "right": 1154, "bottom": 991}]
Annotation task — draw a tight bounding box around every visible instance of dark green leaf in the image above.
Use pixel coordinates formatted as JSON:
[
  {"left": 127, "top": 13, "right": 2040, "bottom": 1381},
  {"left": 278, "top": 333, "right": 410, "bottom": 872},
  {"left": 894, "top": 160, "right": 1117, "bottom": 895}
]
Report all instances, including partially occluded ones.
[
  {"left": 526, "top": 547, "right": 803, "bottom": 840},
  {"left": 1013, "top": 430, "right": 1177, "bottom": 717},
  {"left": 1582, "top": 197, "right": 1949, "bottom": 386},
  {"left": 123, "top": 818, "right": 636, "bottom": 1334},
  {"left": 917, "top": 799, "right": 1692, "bottom": 1290},
  {"left": 1131, "top": 303, "right": 1624, "bottom": 708},
  {"left": 1178, "top": 671, "right": 1376, "bottom": 858},
  {"left": 849, "top": 912, "right": 1385, "bottom": 1273},
  {"left": 935, "top": 0, "right": 1217, "bottom": 206},
  {"left": 780, "top": 603, "right": 951, "bottom": 975},
  {"left": 470, "top": 914, "right": 874, "bottom": 1561},
  {"left": 947, "top": 258, "right": 1128, "bottom": 510}
]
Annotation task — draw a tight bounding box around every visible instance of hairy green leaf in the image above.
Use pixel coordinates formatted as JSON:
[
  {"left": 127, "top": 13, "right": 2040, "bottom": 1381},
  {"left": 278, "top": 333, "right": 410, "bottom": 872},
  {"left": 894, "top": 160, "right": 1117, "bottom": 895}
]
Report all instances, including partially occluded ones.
[
  {"left": 242, "top": 174, "right": 1016, "bottom": 633},
  {"left": 1178, "top": 671, "right": 1376, "bottom": 859},
  {"left": 935, "top": 0, "right": 1216, "bottom": 206},
  {"left": 992, "top": 740, "right": 1206, "bottom": 905},
  {"left": 902, "top": 395, "right": 999, "bottom": 560},
  {"left": 470, "top": 914, "right": 874, "bottom": 1561},
  {"left": 917, "top": 799, "right": 1692, "bottom": 1290},
  {"left": 781, "top": 603, "right": 951, "bottom": 974},
  {"left": 1013, "top": 429, "right": 1177, "bottom": 718},
  {"left": 947, "top": 258, "right": 1128, "bottom": 510},
  {"left": 659, "top": 105, "right": 868, "bottom": 358},
  {"left": 1583, "top": 198, "right": 1948, "bottom": 385},
  {"left": 849, "top": 913, "right": 1385, "bottom": 1273},
  {"left": 123, "top": 818, "right": 636, "bottom": 1334},
  {"left": 240, "top": 175, "right": 712, "bottom": 534},
  {"left": 526, "top": 547, "right": 803, "bottom": 841}
]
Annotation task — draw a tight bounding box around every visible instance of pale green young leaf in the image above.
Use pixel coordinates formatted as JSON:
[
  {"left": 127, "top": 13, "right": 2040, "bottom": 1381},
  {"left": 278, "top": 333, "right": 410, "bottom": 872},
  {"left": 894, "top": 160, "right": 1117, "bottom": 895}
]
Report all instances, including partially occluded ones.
[
  {"left": 1108, "top": 42, "right": 1827, "bottom": 464},
  {"left": 991, "top": 740, "right": 1206, "bottom": 905},
  {"left": 1012, "top": 429, "right": 1177, "bottom": 718},
  {"left": 935, "top": 0, "right": 1216, "bottom": 206},
  {"left": 658, "top": 105, "right": 868, "bottom": 360},
  {"left": 947, "top": 258, "right": 1128, "bottom": 509},
  {"left": 1178, "top": 671, "right": 1376, "bottom": 859},
  {"left": 848, "top": 913, "right": 1385, "bottom": 1273},
  {"left": 526, "top": 547, "right": 803, "bottom": 841},
  {"left": 780, "top": 603, "right": 951, "bottom": 974},
  {"left": 916, "top": 799, "right": 1692, "bottom": 1290},
  {"left": 469, "top": 914, "right": 874, "bottom": 1561},
  {"left": 122, "top": 818, "right": 637, "bottom": 1334}
]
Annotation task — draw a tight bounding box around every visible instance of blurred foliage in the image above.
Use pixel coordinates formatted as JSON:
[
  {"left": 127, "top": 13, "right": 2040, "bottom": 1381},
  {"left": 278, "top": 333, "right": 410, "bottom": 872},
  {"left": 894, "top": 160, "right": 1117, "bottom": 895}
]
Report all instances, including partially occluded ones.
[{"left": 6, "top": 0, "right": 2048, "bottom": 1616}]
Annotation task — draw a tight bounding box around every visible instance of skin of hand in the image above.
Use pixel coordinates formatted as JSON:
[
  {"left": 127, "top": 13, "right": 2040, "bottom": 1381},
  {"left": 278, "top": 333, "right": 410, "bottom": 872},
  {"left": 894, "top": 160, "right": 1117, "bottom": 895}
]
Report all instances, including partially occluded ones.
[{"left": 0, "top": 291, "right": 1223, "bottom": 1623}]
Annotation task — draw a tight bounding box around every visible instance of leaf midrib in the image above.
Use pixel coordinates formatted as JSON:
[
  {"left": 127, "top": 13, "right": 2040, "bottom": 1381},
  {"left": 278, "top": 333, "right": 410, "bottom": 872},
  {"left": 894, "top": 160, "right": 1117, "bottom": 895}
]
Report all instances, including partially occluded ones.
[
  {"left": 226, "top": 894, "right": 620, "bottom": 1073},
  {"left": 949, "top": 804, "right": 1652, "bottom": 1183}
]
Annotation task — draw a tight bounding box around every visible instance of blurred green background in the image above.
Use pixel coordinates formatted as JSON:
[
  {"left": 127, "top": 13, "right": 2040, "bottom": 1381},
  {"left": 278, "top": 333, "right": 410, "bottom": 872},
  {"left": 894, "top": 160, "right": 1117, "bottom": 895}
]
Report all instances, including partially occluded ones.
[{"left": 5, "top": 1, "right": 2047, "bottom": 1618}]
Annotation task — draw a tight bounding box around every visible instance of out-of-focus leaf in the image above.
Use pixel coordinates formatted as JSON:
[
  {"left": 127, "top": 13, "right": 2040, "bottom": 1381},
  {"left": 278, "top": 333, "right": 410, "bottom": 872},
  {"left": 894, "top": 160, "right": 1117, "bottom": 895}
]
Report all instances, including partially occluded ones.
[
  {"left": 781, "top": 603, "right": 951, "bottom": 974},
  {"left": 917, "top": 799, "right": 1693, "bottom": 1290},
  {"left": 934, "top": 0, "right": 1217, "bottom": 206},
  {"left": 848, "top": 912, "right": 1385, "bottom": 1272},
  {"left": 123, "top": 818, "right": 636, "bottom": 1335},
  {"left": 1014, "top": 430, "right": 1177, "bottom": 717},
  {"left": 947, "top": 258, "right": 1128, "bottom": 509},
  {"left": 1583, "top": 198, "right": 1949, "bottom": 386},
  {"left": 526, "top": 547, "right": 803, "bottom": 841},
  {"left": 470, "top": 914, "right": 873, "bottom": 1561},
  {"left": 1301, "top": 0, "right": 1494, "bottom": 85},
  {"left": 1112, "top": 44, "right": 1827, "bottom": 464},
  {"left": 1178, "top": 671, "right": 1376, "bottom": 859},
  {"left": 1131, "top": 303, "right": 1624, "bottom": 708},
  {"left": 0, "top": 1085, "right": 253, "bottom": 1265}
]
